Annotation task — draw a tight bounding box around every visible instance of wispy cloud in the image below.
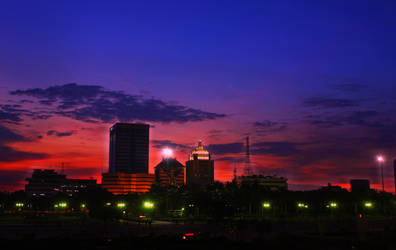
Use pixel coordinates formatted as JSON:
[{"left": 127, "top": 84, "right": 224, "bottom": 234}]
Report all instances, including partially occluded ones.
[{"left": 10, "top": 83, "right": 226, "bottom": 124}]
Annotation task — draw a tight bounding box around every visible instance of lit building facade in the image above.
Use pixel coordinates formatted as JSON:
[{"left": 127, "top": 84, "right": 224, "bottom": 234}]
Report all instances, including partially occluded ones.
[
  {"left": 236, "top": 175, "right": 288, "bottom": 191},
  {"left": 154, "top": 158, "right": 185, "bottom": 187},
  {"left": 101, "top": 173, "right": 155, "bottom": 195},
  {"left": 109, "top": 123, "right": 149, "bottom": 174},
  {"left": 186, "top": 141, "right": 214, "bottom": 187}
]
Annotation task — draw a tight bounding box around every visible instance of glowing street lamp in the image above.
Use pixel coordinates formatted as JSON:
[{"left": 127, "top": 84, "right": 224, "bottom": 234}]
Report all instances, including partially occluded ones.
[
  {"left": 376, "top": 155, "right": 385, "bottom": 192},
  {"left": 328, "top": 202, "right": 338, "bottom": 208},
  {"left": 262, "top": 202, "right": 271, "bottom": 208},
  {"left": 117, "top": 202, "right": 126, "bottom": 208},
  {"left": 162, "top": 148, "right": 173, "bottom": 158},
  {"left": 297, "top": 202, "right": 309, "bottom": 209},
  {"left": 143, "top": 201, "right": 154, "bottom": 209},
  {"left": 15, "top": 202, "right": 24, "bottom": 207},
  {"left": 364, "top": 202, "right": 373, "bottom": 208},
  {"left": 54, "top": 202, "right": 68, "bottom": 208}
]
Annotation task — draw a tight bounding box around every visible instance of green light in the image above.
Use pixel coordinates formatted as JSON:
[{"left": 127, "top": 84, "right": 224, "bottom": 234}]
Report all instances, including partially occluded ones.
[
  {"left": 59, "top": 202, "right": 67, "bottom": 208},
  {"left": 328, "top": 202, "right": 338, "bottom": 208},
  {"left": 262, "top": 202, "right": 271, "bottom": 208},
  {"left": 297, "top": 202, "right": 309, "bottom": 208},
  {"left": 143, "top": 201, "right": 154, "bottom": 209},
  {"left": 364, "top": 202, "right": 373, "bottom": 208},
  {"left": 15, "top": 202, "right": 24, "bottom": 207},
  {"left": 117, "top": 202, "right": 126, "bottom": 208}
]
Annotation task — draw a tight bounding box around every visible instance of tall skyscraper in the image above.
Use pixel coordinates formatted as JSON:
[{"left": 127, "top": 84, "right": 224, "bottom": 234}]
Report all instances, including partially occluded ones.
[
  {"left": 109, "top": 123, "right": 149, "bottom": 174},
  {"left": 186, "top": 141, "right": 214, "bottom": 187}
]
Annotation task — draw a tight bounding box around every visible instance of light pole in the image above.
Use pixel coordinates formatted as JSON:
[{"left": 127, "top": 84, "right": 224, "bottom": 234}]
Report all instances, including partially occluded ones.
[{"left": 377, "top": 155, "right": 385, "bottom": 192}]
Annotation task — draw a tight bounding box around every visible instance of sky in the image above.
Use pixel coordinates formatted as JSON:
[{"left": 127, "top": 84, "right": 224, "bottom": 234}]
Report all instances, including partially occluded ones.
[{"left": 1, "top": 0, "right": 396, "bottom": 192}]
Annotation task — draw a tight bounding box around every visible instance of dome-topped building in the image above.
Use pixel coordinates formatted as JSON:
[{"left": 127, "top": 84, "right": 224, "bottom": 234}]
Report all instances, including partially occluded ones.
[
  {"left": 186, "top": 141, "right": 214, "bottom": 188},
  {"left": 189, "top": 141, "right": 210, "bottom": 160}
]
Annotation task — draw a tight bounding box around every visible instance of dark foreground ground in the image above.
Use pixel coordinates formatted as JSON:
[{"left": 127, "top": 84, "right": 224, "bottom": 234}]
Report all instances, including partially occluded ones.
[{"left": 1, "top": 217, "right": 396, "bottom": 250}]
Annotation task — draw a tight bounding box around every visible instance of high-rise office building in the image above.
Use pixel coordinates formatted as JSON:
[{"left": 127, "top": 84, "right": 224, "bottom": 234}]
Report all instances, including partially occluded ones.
[
  {"left": 186, "top": 141, "right": 214, "bottom": 187},
  {"left": 109, "top": 123, "right": 149, "bottom": 174}
]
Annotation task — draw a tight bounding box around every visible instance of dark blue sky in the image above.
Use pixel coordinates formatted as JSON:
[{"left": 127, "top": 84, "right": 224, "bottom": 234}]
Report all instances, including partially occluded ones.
[{"left": 0, "top": 0, "right": 396, "bottom": 191}]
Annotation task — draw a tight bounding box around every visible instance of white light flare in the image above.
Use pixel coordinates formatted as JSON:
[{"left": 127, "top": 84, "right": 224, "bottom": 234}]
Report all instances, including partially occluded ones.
[
  {"left": 162, "top": 148, "right": 173, "bottom": 158},
  {"left": 376, "top": 155, "right": 385, "bottom": 163}
]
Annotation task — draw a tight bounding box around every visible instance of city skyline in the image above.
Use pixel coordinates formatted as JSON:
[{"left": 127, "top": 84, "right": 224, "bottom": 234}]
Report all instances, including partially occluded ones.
[{"left": 1, "top": 1, "right": 396, "bottom": 192}]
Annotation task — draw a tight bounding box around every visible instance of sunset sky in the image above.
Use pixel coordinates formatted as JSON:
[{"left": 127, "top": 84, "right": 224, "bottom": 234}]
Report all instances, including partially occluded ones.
[{"left": 1, "top": 1, "right": 396, "bottom": 192}]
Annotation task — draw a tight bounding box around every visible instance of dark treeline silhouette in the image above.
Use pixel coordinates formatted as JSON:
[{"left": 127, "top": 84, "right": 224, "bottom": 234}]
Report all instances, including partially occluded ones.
[{"left": 1, "top": 181, "right": 395, "bottom": 221}]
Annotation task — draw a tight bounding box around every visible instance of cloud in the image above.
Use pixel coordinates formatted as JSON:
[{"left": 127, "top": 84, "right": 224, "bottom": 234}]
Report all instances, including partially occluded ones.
[
  {"left": 47, "top": 130, "right": 75, "bottom": 137},
  {"left": 10, "top": 83, "right": 226, "bottom": 124},
  {"left": 215, "top": 156, "right": 245, "bottom": 163},
  {"left": 0, "top": 104, "right": 52, "bottom": 122},
  {"left": 0, "top": 125, "right": 49, "bottom": 162},
  {"left": 303, "top": 97, "right": 359, "bottom": 108},
  {"left": 254, "top": 120, "right": 278, "bottom": 128},
  {"left": 329, "top": 83, "right": 368, "bottom": 92},
  {"left": 0, "top": 125, "right": 26, "bottom": 144},
  {"left": 207, "top": 143, "right": 244, "bottom": 155},
  {"left": 251, "top": 141, "right": 302, "bottom": 157},
  {"left": 0, "top": 146, "right": 48, "bottom": 162},
  {"left": 151, "top": 140, "right": 190, "bottom": 150},
  {"left": 0, "top": 170, "right": 30, "bottom": 190},
  {"left": 254, "top": 120, "right": 287, "bottom": 134},
  {"left": 305, "top": 110, "right": 384, "bottom": 128}
]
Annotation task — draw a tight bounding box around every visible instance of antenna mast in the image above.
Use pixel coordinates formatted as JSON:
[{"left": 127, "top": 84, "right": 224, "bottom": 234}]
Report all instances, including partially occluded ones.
[
  {"left": 233, "top": 162, "right": 237, "bottom": 180},
  {"left": 244, "top": 136, "right": 252, "bottom": 176}
]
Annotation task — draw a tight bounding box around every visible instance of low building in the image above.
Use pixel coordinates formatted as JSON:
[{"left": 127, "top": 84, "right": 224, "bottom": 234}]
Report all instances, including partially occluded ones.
[
  {"left": 236, "top": 175, "right": 288, "bottom": 191},
  {"left": 25, "top": 169, "right": 97, "bottom": 197},
  {"left": 101, "top": 172, "right": 155, "bottom": 195},
  {"left": 154, "top": 158, "right": 185, "bottom": 187},
  {"left": 60, "top": 178, "right": 97, "bottom": 196},
  {"left": 350, "top": 179, "right": 370, "bottom": 193}
]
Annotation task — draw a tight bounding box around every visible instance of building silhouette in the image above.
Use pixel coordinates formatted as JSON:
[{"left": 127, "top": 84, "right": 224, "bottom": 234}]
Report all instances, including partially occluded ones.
[
  {"left": 186, "top": 141, "right": 214, "bottom": 187},
  {"left": 155, "top": 158, "right": 185, "bottom": 187},
  {"left": 109, "top": 123, "right": 149, "bottom": 174},
  {"left": 236, "top": 175, "right": 288, "bottom": 191},
  {"left": 103, "top": 123, "right": 154, "bottom": 194},
  {"left": 25, "top": 169, "right": 97, "bottom": 197},
  {"left": 350, "top": 179, "right": 370, "bottom": 193}
]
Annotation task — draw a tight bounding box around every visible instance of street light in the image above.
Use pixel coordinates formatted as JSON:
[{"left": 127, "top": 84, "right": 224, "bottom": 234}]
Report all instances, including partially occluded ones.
[
  {"left": 376, "top": 155, "right": 385, "bottom": 192},
  {"left": 54, "top": 202, "right": 68, "bottom": 209},
  {"left": 117, "top": 202, "right": 126, "bottom": 208},
  {"left": 327, "top": 202, "right": 338, "bottom": 208},
  {"left": 143, "top": 201, "right": 154, "bottom": 209},
  {"left": 297, "top": 202, "right": 309, "bottom": 209},
  {"left": 15, "top": 202, "right": 24, "bottom": 207},
  {"left": 262, "top": 202, "right": 271, "bottom": 208},
  {"left": 364, "top": 202, "right": 373, "bottom": 208}
]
